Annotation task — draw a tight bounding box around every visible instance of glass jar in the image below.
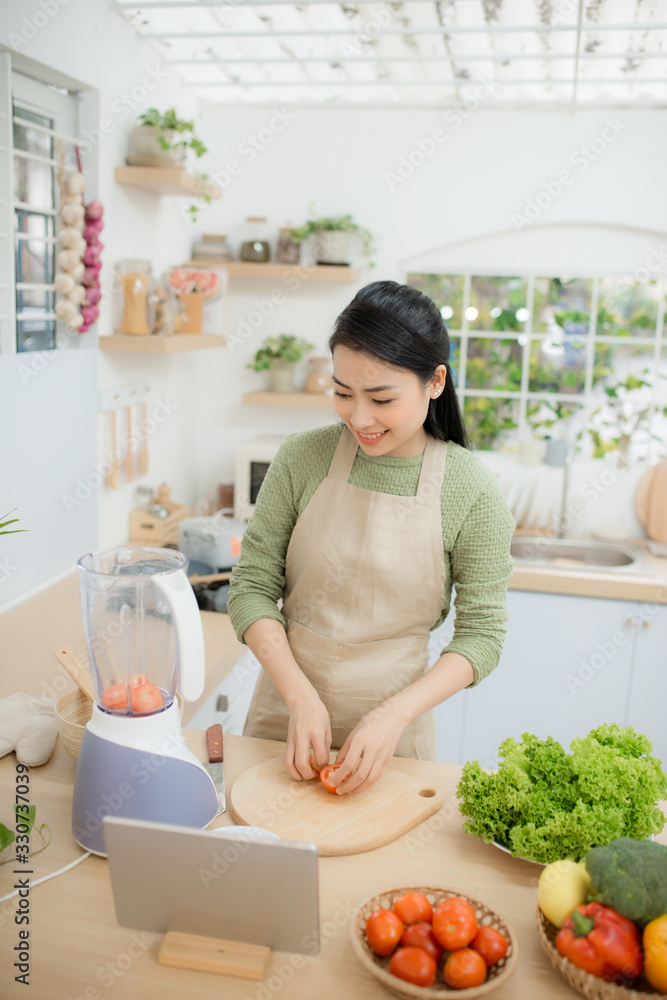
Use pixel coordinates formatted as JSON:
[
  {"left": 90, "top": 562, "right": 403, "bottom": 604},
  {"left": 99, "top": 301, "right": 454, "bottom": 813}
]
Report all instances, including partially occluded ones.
[
  {"left": 240, "top": 217, "right": 270, "bottom": 263},
  {"left": 117, "top": 259, "right": 152, "bottom": 335},
  {"left": 277, "top": 227, "right": 301, "bottom": 265},
  {"left": 305, "top": 357, "right": 333, "bottom": 395}
]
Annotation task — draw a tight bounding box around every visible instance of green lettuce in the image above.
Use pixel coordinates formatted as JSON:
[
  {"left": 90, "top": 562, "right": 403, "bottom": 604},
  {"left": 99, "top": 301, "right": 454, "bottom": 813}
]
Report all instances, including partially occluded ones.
[{"left": 456, "top": 724, "right": 667, "bottom": 864}]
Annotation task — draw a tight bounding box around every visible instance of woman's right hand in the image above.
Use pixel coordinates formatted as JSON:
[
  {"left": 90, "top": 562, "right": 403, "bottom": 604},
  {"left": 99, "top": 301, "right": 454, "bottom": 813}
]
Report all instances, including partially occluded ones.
[{"left": 285, "top": 692, "right": 331, "bottom": 781}]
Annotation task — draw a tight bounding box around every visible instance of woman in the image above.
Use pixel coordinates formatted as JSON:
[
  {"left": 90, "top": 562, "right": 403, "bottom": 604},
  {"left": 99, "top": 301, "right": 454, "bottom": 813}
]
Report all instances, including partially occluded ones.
[{"left": 228, "top": 280, "right": 514, "bottom": 794}]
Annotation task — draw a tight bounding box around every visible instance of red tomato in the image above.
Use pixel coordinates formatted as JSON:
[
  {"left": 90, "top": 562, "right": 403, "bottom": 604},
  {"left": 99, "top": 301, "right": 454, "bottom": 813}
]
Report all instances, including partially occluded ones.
[
  {"left": 365, "top": 909, "right": 404, "bottom": 957},
  {"left": 308, "top": 750, "right": 323, "bottom": 775},
  {"left": 443, "top": 948, "right": 487, "bottom": 989},
  {"left": 320, "top": 762, "right": 345, "bottom": 793},
  {"left": 471, "top": 926, "right": 508, "bottom": 967},
  {"left": 432, "top": 897, "right": 478, "bottom": 950},
  {"left": 389, "top": 947, "right": 437, "bottom": 988},
  {"left": 400, "top": 922, "right": 443, "bottom": 962},
  {"left": 131, "top": 682, "right": 164, "bottom": 713},
  {"left": 393, "top": 893, "right": 433, "bottom": 926}
]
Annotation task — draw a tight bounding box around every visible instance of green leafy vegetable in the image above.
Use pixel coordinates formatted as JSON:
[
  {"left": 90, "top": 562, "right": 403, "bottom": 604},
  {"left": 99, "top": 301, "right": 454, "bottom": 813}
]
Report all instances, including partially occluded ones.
[
  {"left": 585, "top": 837, "right": 667, "bottom": 928},
  {"left": 456, "top": 724, "right": 667, "bottom": 864}
]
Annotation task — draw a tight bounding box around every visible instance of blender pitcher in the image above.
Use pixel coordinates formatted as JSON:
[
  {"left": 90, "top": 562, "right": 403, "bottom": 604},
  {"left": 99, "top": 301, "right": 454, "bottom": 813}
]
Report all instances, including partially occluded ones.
[{"left": 71, "top": 546, "right": 219, "bottom": 856}]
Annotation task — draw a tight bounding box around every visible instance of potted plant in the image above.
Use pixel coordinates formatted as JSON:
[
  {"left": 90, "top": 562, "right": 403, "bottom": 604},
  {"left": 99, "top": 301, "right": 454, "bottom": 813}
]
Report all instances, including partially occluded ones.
[
  {"left": 129, "top": 107, "right": 207, "bottom": 165},
  {"left": 247, "top": 335, "right": 314, "bottom": 393},
  {"left": 587, "top": 371, "right": 661, "bottom": 467},
  {"left": 285, "top": 209, "right": 376, "bottom": 266},
  {"left": 128, "top": 108, "right": 215, "bottom": 222}
]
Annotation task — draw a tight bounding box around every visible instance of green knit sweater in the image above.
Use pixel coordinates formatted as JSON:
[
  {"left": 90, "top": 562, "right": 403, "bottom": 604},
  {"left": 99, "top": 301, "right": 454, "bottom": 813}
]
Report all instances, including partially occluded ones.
[{"left": 227, "top": 423, "right": 515, "bottom": 686}]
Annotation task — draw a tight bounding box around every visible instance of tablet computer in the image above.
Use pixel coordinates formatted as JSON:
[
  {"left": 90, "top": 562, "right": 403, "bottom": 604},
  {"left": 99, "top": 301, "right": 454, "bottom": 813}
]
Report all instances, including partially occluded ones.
[{"left": 103, "top": 816, "right": 320, "bottom": 954}]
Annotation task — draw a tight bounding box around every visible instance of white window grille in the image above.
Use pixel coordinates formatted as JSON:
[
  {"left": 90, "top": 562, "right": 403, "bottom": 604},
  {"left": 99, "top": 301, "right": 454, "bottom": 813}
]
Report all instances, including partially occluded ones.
[
  {"left": 0, "top": 56, "right": 82, "bottom": 354},
  {"left": 405, "top": 270, "right": 667, "bottom": 462}
]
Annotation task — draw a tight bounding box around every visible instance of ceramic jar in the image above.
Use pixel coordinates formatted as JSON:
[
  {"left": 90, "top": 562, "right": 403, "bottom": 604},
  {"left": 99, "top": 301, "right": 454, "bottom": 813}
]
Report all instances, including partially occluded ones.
[{"left": 305, "top": 357, "right": 332, "bottom": 394}]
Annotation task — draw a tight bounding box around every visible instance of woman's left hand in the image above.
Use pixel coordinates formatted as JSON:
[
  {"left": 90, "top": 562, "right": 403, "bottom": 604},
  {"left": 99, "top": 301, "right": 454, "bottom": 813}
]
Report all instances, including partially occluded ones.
[{"left": 329, "top": 702, "right": 406, "bottom": 795}]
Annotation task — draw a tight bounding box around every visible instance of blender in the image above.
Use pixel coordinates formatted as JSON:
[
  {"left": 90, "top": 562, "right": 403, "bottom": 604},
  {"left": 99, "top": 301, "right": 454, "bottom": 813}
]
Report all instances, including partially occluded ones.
[{"left": 71, "top": 546, "right": 219, "bottom": 856}]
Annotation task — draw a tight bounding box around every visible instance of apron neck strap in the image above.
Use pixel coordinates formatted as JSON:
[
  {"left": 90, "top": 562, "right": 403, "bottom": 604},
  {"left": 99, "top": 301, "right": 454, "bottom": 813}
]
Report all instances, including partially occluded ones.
[
  {"left": 416, "top": 436, "right": 448, "bottom": 501},
  {"left": 328, "top": 426, "right": 359, "bottom": 481},
  {"left": 328, "top": 426, "right": 448, "bottom": 497}
]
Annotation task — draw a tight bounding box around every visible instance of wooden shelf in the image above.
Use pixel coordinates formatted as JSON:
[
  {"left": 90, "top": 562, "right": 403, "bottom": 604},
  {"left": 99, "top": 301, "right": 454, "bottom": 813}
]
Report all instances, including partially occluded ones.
[
  {"left": 99, "top": 334, "right": 226, "bottom": 353},
  {"left": 114, "top": 166, "right": 221, "bottom": 199},
  {"left": 185, "top": 260, "right": 362, "bottom": 282},
  {"left": 243, "top": 392, "right": 334, "bottom": 408}
]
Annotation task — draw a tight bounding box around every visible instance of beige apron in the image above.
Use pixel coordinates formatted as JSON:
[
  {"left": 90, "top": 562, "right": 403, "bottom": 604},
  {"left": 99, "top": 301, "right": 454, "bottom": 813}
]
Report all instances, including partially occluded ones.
[{"left": 243, "top": 427, "right": 448, "bottom": 759}]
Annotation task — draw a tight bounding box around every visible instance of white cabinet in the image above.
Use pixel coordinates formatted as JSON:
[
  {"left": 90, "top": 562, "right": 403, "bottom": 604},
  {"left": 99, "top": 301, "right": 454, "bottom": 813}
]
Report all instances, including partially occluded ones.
[
  {"left": 447, "top": 590, "right": 667, "bottom": 769},
  {"left": 625, "top": 603, "right": 667, "bottom": 766}
]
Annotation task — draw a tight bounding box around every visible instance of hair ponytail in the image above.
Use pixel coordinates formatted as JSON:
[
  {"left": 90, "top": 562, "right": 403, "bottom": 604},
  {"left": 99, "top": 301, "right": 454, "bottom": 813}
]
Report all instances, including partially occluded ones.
[{"left": 328, "top": 280, "right": 469, "bottom": 448}]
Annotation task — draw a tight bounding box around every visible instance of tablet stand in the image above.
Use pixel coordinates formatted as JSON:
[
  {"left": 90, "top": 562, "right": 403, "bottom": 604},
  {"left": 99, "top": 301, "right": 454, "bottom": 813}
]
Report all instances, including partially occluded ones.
[{"left": 159, "top": 931, "right": 272, "bottom": 979}]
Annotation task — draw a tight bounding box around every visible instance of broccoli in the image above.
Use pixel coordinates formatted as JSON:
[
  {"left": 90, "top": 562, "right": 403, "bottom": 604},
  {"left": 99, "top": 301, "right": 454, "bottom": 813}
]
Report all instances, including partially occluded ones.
[{"left": 585, "top": 837, "right": 667, "bottom": 928}]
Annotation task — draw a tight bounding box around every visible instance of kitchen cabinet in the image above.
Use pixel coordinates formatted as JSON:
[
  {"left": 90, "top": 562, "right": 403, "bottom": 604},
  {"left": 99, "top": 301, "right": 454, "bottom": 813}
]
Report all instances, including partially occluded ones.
[
  {"left": 453, "top": 590, "right": 667, "bottom": 768},
  {"left": 625, "top": 601, "right": 667, "bottom": 764}
]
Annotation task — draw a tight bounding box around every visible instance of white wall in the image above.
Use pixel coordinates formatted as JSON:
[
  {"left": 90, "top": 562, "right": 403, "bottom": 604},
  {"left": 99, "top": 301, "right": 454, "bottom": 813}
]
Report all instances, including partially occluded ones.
[
  {"left": 190, "top": 103, "right": 667, "bottom": 499},
  {"left": 1, "top": 0, "right": 666, "bottom": 606}
]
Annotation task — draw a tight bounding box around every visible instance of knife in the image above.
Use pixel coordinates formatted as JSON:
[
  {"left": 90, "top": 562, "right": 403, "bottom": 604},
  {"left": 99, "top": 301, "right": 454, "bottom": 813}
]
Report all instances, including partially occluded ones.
[{"left": 205, "top": 723, "right": 226, "bottom": 817}]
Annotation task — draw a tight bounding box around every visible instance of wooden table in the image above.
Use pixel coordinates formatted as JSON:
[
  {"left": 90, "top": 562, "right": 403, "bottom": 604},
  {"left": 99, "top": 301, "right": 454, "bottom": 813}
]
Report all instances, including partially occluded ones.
[{"left": 4, "top": 733, "right": 664, "bottom": 1000}]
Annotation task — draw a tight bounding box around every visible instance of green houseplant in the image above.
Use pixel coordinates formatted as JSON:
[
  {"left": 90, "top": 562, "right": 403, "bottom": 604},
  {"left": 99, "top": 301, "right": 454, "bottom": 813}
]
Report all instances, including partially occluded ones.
[
  {"left": 247, "top": 335, "right": 314, "bottom": 393},
  {"left": 129, "top": 108, "right": 215, "bottom": 222},
  {"left": 285, "top": 208, "right": 376, "bottom": 265}
]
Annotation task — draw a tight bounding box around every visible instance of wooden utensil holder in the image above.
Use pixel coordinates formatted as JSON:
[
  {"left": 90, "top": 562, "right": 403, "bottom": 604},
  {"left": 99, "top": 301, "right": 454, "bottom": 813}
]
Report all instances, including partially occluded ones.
[{"left": 129, "top": 484, "right": 190, "bottom": 546}]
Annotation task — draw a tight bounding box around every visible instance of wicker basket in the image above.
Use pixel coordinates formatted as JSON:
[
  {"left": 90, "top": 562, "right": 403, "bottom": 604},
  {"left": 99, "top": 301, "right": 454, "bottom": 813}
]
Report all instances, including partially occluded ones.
[
  {"left": 536, "top": 908, "right": 659, "bottom": 999},
  {"left": 55, "top": 688, "right": 93, "bottom": 759},
  {"left": 350, "top": 886, "right": 518, "bottom": 999}
]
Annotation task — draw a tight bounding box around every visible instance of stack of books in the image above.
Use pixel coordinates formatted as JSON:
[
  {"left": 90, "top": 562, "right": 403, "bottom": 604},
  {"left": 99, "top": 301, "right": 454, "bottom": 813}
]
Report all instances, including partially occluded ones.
[{"left": 191, "top": 234, "right": 233, "bottom": 262}]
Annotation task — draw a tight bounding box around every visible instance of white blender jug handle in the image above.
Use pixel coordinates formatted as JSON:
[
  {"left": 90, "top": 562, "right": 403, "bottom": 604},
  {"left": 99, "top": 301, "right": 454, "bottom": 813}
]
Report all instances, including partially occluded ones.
[{"left": 152, "top": 569, "right": 205, "bottom": 702}]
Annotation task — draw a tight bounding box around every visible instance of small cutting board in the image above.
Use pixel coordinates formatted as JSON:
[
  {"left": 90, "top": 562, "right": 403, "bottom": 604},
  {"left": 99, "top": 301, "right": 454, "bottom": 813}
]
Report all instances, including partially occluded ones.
[{"left": 229, "top": 756, "right": 445, "bottom": 856}]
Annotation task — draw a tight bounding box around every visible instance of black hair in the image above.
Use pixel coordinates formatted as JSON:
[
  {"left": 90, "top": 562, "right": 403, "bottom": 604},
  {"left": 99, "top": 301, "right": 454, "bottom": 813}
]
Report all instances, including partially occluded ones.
[{"left": 328, "top": 280, "right": 469, "bottom": 448}]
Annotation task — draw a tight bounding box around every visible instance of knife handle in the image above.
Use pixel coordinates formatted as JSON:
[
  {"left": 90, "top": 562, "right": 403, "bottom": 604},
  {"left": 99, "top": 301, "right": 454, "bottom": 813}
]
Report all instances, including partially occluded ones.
[{"left": 206, "top": 723, "right": 224, "bottom": 763}]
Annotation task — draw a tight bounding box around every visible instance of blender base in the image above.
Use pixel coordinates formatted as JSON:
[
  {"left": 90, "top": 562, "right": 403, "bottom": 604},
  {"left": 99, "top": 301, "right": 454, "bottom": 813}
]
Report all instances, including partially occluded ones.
[{"left": 72, "top": 723, "right": 219, "bottom": 856}]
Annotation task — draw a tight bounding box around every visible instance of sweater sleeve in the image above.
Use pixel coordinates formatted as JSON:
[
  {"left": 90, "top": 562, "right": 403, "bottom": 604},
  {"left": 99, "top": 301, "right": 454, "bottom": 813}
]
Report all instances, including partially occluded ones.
[
  {"left": 440, "top": 481, "right": 515, "bottom": 687},
  {"left": 227, "top": 439, "right": 299, "bottom": 643}
]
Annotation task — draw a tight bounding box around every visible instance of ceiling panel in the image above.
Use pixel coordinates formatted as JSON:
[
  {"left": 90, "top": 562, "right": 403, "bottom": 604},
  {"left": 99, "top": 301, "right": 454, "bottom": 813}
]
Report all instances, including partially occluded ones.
[{"left": 108, "top": 0, "right": 667, "bottom": 106}]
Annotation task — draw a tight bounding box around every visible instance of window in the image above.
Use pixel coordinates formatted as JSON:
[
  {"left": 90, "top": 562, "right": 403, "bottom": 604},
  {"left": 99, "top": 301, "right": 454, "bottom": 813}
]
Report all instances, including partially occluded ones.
[
  {"left": 407, "top": 271, "right": 667, "bottom": 462},
  {"left": 0, "top": 65, "right": 81, "bottom": 354}
]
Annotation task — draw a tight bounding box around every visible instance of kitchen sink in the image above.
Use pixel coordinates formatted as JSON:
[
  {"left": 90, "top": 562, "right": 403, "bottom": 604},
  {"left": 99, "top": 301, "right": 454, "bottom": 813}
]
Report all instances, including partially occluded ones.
[{"left": 510, "top": 536, "right": 646, "bottom": 572}]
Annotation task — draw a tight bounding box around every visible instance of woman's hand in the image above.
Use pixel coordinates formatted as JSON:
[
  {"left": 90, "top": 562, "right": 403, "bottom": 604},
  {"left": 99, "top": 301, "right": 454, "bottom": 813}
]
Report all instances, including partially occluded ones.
[
  {"left": 329, "top": 702, "right": 407, "bottom": 795},
  {"left": 285, "top": 691, "right": 331, "bottom": 782}
]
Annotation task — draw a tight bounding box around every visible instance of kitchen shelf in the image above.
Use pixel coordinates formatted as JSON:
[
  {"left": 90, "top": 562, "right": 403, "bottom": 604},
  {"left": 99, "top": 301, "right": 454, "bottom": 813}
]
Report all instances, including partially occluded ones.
[
  {"left": 243, "top": 392, "right": 334, "bottom": 408},
  {"left": 186, "top": 260, "right": 362, "bottom": 281},
  {"left": 99, "top": 334, "right": 226, "bottom": 353},
  {"left": 114, "top": 166, "right": 221, "bottom": 199}
]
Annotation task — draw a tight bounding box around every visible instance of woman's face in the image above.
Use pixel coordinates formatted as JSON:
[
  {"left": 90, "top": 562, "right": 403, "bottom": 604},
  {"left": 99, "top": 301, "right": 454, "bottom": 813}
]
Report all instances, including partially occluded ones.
[{"left": 332, "top": 346, "right": 445, "bottom": 458}]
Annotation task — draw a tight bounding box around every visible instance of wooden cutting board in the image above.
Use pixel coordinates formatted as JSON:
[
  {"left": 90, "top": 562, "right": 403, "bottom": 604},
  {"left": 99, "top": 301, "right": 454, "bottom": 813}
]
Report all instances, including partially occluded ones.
[
  {"left": 635, "top": 460, "right": 667, "bottom": 543},
  {"left": 229, "top": 756, "right": 445, "bottom": 856}
]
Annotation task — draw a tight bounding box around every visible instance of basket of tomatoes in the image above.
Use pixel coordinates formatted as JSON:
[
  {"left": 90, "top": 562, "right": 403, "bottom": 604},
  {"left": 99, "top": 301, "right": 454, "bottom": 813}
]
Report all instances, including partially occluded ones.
[{"left": 350, "top": 887, "right": 518, "bottom": 998}]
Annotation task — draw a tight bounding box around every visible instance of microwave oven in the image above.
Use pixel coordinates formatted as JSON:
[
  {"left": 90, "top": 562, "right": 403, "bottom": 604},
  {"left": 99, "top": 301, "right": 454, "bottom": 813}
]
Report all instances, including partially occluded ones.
[{"left": 234, "top": 433, "right": 288, "bottom": 522}]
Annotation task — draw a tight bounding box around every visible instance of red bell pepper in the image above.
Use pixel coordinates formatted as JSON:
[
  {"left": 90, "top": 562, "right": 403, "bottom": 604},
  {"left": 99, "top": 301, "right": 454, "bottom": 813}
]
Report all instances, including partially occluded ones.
[{"left": 556, "top": 902, "right": 643, "bottom": 983}]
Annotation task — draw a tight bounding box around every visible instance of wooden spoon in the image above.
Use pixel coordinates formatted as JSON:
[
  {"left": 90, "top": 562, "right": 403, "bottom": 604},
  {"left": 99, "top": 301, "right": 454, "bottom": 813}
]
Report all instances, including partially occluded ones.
[
  {"left": 53, "top": 646, "right": 95, "bottom": 702},
  {"left": 138, "top": 401, "right": 148, "bottom": 477},
  {"left": 124, "top": 406, "right": 134, "bottom": 482},
  {"left": 108, "top": 410, "right": 120, "bottom": 490}
]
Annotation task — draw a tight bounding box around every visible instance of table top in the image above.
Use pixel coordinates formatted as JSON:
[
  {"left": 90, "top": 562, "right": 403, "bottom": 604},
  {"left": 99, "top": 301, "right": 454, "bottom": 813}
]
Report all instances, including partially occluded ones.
[{"left": 3, "top": 732, "right": 664, "bottom": 1000}]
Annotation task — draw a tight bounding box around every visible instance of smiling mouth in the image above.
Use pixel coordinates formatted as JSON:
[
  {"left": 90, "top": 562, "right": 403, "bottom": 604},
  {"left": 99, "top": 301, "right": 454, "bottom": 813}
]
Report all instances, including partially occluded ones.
[{"left": 356, "top": 429, "right": 388, "bottom": 443}]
